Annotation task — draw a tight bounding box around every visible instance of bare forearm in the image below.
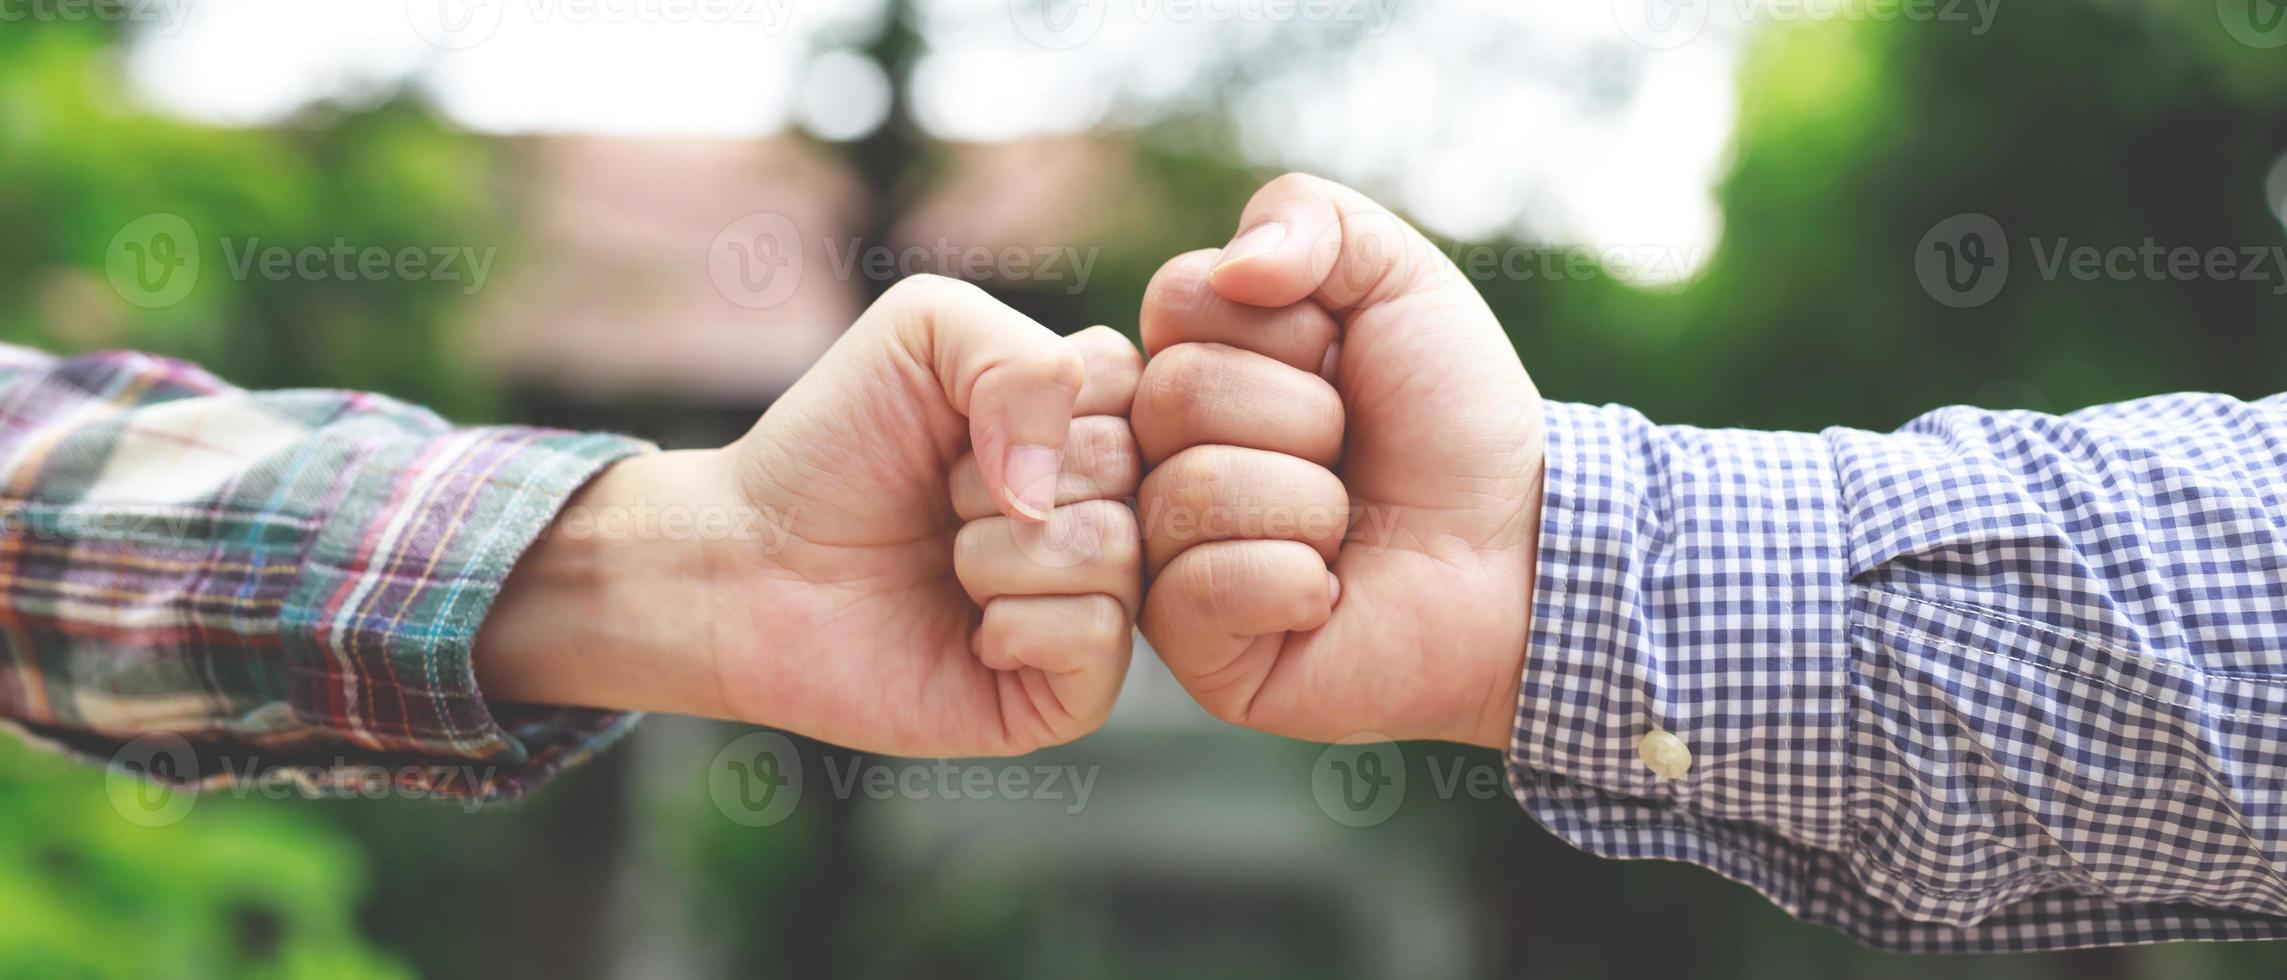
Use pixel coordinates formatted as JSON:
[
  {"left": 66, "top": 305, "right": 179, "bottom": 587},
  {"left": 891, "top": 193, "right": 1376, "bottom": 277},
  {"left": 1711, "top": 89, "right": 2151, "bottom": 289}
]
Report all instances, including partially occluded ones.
[{"left": 474, "top": 450, "right": 740, "bottom": 719}]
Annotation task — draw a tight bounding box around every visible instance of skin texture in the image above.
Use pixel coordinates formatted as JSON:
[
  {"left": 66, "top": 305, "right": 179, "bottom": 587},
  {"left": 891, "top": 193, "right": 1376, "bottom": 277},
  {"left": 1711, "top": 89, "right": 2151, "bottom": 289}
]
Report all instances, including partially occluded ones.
[
  {"left": 474, "top": 275, "right": 1147, "bottom": 756},
  {"left": 1133, "top": 173, "right": 1546, "bottom": 750}
]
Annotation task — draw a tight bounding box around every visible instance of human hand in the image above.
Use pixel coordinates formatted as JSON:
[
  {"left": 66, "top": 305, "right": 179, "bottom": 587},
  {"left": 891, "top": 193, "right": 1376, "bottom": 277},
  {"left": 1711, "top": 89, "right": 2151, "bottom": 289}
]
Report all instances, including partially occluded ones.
[
  {"left": 1132, "top": 174, "right": 1544, "bottom": 749},
  {"left": 476, "top": 275, "right": 1144, "bottom": 756}
]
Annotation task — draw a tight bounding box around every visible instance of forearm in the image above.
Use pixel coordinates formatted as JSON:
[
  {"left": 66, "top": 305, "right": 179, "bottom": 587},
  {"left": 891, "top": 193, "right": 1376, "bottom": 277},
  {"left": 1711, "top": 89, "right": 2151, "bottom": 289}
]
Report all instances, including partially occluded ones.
[
  {"left": 474, "top": 449, "right": 743, "bottom": 720},
  {"left": 0, "top": 344, "right": 650, "bottom": 801}
]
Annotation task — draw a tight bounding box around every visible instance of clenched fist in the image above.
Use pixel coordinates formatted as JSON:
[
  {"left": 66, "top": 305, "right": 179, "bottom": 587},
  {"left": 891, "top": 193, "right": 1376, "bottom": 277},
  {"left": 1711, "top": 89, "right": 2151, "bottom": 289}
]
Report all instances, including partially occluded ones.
[
  {"left": 477, "top": 275, "right": 1145, "bottom": 756},
  {"left": 1133, "top": 174, "right": 1545, "bottom": 749}
]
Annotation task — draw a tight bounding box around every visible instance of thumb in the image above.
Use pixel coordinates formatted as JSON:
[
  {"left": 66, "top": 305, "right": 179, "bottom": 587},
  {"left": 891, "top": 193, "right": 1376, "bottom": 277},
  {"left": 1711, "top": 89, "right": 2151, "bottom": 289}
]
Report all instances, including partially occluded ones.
[
  {"left": 1204, "top": 172, "right": 1472, "bottom": 319},
  {"left": 882, "top": 275, "right": 1084, "bottom": 524}
]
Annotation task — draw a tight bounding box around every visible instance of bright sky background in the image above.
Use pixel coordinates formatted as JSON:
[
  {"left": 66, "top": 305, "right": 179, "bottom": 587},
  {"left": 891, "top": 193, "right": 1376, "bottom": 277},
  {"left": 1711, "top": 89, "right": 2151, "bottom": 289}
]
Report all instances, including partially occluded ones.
[{"left": 125, "top": 0, "right": 1763, "bottom": 285}]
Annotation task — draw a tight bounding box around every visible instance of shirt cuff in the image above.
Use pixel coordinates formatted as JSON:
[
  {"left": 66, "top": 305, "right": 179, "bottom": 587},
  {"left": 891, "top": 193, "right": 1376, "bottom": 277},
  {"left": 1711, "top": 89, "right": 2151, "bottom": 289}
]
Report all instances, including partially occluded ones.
[
  {"left": 1505, "top": 401, "right": 1856, "bottom": 925},
  {"left": 23, "top": 426, "right": 653, "bottom": 803}
]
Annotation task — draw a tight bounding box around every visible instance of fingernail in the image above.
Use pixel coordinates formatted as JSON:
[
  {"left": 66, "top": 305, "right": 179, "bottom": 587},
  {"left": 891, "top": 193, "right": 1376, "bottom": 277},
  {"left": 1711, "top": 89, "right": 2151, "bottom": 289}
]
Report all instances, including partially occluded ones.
[
  {"left": 1326, "top": 572, "right": 1342, "bottom": 607},
  {"left": 1003, "top": 444, "right": 1063, "bottom": 521},
  {"left": 1214, "top": 221, "right": 1287, "bottom": 273}
]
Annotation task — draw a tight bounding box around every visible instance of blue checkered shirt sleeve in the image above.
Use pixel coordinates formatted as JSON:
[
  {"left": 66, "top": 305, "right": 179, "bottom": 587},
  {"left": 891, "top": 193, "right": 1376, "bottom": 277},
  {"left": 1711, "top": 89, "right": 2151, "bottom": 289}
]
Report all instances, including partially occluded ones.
[{"left": 1510, "top": 393, "right": 2287, "bottom": 952}]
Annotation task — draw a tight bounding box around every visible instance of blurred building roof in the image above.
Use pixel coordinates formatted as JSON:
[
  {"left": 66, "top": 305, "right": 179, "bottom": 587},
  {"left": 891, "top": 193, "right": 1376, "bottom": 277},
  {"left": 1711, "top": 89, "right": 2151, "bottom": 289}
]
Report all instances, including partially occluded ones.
[
  {"left": 465, "top": 133, "right": 1141, "bottom": 405},
  {"left": 462, "top": 134, "right": 860, "bottom": 404},
  {"left": 893, "top": 134, "right": 1140, "bottom": 256}
]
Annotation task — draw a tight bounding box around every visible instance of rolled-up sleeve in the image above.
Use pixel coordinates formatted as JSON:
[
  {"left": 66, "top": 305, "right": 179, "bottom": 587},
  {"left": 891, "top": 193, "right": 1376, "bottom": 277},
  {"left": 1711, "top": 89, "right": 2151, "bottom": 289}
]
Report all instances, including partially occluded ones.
[
  {"left": 1510, "top": 395, "right": 2287, "bottom": 952},
  {"left": 0, "top": 345, "right": 651, "bottom": 802}
]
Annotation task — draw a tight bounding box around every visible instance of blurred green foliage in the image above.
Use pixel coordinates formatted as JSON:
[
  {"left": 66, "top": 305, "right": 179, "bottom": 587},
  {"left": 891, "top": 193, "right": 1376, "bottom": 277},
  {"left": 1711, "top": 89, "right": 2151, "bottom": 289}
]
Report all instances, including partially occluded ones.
[
  {"left": 1485, "top": 3, "right": 2287, "bottom": 432},
  {"left": 0, "top": 736, "right": 411, "bottom": 980},
  {"left": 0, "top": 18, "right": 506, "bottom": 419}
]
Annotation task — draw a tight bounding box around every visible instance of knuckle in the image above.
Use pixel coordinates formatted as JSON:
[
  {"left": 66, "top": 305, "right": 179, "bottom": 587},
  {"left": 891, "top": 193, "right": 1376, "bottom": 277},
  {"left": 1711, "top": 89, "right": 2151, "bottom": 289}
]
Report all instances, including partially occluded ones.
[
  {"left": 1175, "top": 546, "right": 1236, "bottom": 620},
  {"left": 1074, "top": 323, "right": 1141, "bottom": 367},
  {"left": 1049, "top": 342, "right": 1088, "bottom": 391},
  {"left": 1108, "top": 333, "right": 1147, "bottom": 378},
  {"left": 1143, "top": 251, "right": 1218, "bottom": 321},
  {"left": 996, "top": 619, "right": 1052, "bottom": 661},
  {"left": 1262, "top": 171, "right": 1321, "bottom": 199},
  {"left": 1073, "top": 325, "right": 1142, "bottom": 380},
  {"left": 1134, "top": 466, "right": 1181, "bottom": 529},
  {"left": 887, "top": 271, "right": 966, "bottom": 305},
  {"left": 1011, "top": 337, "right": 1086, "bottom": 392},
  {"left": 1077, "top": 499, "right": 1141, "bottom": 569},
  {"left": 1072, "top": 417, "right": 1140, "bottom": 495},
  {"left": 1165, "top": 450, "right": 1225, "bottom": 524},
  {"left": 1131, "top": 359, "right": 1184, "bottom": 432},
  {"left": 1076, "top": 594, "right": 1129, "bottom": 647},
  {"left": 1281, "top": 574, "right": 1323, "bottom": 626},
  {"left": 1140, "top": 342, "right": 1223, "bottom": 410},
  {"left": 952, "top": 517, "right": 1003, "bottom": 572}
]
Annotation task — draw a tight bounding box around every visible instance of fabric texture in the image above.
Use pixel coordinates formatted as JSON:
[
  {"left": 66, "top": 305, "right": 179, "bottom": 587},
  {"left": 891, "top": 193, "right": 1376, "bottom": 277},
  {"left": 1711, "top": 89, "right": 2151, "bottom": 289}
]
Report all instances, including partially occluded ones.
[
  {"left": 1511, "top": 393, "right": 2287, "bottom": 951},
  {"left": 0, "top": 345, "right": 651, "bottom": 801}
]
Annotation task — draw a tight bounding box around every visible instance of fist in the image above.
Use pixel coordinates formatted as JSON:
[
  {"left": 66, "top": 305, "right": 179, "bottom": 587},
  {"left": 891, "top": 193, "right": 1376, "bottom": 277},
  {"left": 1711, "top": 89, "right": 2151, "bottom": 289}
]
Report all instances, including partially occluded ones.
[
  {"left": 1132, "top": 174, "right": 1545, "bottom": 749},
  {"left": 481, "top": 275, "right": 1146, "bottom": 756}
]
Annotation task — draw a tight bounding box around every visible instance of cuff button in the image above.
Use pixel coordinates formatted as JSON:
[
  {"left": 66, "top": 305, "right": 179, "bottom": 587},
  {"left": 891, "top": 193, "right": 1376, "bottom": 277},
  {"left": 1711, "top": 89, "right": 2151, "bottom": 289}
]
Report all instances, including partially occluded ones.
[{"left": 1638, "top": 729, "right": 1692, "bottom": 780}]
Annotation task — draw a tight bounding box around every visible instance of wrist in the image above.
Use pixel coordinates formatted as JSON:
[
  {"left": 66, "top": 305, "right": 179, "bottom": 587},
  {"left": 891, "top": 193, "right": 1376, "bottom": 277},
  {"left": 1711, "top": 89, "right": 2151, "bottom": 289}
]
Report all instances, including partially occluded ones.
[
  {"left": 474, "top": 449, "right": 743, "bottom": 717},
  {"left": 1461, "top": 567, "right": 1533, "bottom": 751},
  {"left": 1461, "top": 462, "right": 1542, "bottom": 751}
]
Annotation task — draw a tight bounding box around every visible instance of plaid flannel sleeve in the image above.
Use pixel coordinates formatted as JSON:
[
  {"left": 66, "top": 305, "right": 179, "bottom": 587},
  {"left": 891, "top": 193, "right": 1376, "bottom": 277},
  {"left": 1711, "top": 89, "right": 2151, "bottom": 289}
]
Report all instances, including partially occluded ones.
[
  {"left": 0, "top": 345, "right": 652, "bottom": 802},
  {"left": 1512, "top": 394, "right": 2287, "bottom": 952}
]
